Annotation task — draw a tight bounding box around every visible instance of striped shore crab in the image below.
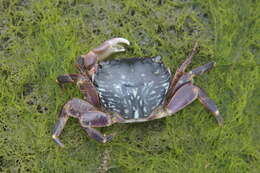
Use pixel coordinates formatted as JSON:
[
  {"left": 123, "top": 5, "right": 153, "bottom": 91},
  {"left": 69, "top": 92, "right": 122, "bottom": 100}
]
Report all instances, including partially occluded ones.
[{"left": 52, "top": 38, "right": 224, "bottom": 147}]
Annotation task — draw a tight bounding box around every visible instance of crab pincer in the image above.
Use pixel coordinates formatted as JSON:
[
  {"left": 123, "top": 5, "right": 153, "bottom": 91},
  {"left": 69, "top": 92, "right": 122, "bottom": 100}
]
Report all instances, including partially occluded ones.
[
  {"left": 76, "top": 38, "right": 130, "bottom": 77},
  {"left": 92, "top": 37, "right": 130, "bottom": 58}
]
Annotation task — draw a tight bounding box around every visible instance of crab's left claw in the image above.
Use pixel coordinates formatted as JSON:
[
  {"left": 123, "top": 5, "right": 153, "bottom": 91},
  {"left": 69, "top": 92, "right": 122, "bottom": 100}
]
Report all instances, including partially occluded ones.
[
  {"left": 79, "top": 38, "right": 130, "bottom": 76},
  {"left": 92, "top": 37, "right": 130, "bottom": 60}
]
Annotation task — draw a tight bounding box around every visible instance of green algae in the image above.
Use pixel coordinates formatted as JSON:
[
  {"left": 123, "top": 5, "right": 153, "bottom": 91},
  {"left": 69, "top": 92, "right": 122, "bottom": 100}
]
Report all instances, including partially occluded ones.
[{"left": 0, "top": 0, "right": 259, "bottom": 172}]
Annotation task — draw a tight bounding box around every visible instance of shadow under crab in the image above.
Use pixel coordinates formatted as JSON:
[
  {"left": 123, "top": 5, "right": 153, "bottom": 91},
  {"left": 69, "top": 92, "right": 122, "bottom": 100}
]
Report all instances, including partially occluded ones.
[{"left": 52, "top": 38, "right": 224, "bottom": 147}]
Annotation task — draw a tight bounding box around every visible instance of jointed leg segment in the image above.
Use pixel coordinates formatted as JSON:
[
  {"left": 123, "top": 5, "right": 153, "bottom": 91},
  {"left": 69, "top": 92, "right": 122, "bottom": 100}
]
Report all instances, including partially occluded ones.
[
  {"left": 172, "top": 61, "right": 216, "bottom": 93},
  {"left": 198, "top": 89, "right": 224, "bottom": 125},
  {"left": 167, "top": 42, "right": 198, "bottom": 99},
  {"left": 56, "top": 74, "right": 100, "bottom": 106},
  {"left": 52, "top": 98, "right": 114, "bottom": 147},
  {"left": 83, "top": 127, "right": 114, "bottom": 143},
  {"left": 166, "top": 83, "right": 223, "bottom": 126}
]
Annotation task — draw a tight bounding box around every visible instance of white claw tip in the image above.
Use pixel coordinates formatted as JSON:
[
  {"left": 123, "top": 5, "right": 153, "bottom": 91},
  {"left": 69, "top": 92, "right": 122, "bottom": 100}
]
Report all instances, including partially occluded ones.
[{"left": 111, "top": 37, "right": 130, "bottom": 45}]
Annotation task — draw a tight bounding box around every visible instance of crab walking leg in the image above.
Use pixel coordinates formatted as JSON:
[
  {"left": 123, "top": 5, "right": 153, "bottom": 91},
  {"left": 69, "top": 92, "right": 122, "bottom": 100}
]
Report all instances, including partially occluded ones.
[
  {"left": 56, "top": 74, "right": 100, "bottom": 106},
  {"left": 56, "top": 74, "right": 81, "bottom": 88},
  {"left": 167, "top": 42, "right": 198, "bottom": 98},
  {"left": 82, "top": 127, "right": 114, "bottom": 143},
  {"left": 167, "top": 84, "right": 199, "bottom": 114},
  {"left": 166, "top": 83, "right": 223, "bottom": 125},
  {"left": 177, "top": 42, "right": 198, "bottom": 72},
  {"left": 52, "top": 109, "right": 69, "bottom": 147},
  {"left": 79, "top": 111, "right": 116, "bottom": 143},
  {"left": 52, "top": 98, "right": 114, "bottom": 147},
  {"left": 189, "top": 61, "right": 216, "bottom": 76},
  {"left": 198, "top": 88, "right": 224, "bottom": 126},
  {"left": 173, "top": 62, "right": 216, "bottom": 93},
  {"left": 80, "top": 38, "right": 130, "bottom": 76}
]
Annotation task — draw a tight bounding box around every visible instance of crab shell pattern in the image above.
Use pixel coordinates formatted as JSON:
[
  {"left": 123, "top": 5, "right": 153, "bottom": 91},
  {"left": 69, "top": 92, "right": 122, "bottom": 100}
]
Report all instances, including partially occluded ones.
[{"left": 52, "top": 38, "right": 224, "bottom": 147}]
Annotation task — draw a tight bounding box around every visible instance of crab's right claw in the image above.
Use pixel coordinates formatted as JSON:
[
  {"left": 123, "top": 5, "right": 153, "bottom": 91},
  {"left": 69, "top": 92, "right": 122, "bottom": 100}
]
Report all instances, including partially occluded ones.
[
  {"left": 92, "top": 37, "right": 130, "bottom": 60},
  {"left": 79, "top": 38, "right": 130, "bottom": 76}
]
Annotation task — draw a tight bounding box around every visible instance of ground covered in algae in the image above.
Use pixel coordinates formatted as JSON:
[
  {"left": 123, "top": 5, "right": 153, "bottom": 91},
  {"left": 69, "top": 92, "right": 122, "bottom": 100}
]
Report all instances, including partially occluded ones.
[{"left": 0, "top": 0, "right": 259, "bottom": 172}]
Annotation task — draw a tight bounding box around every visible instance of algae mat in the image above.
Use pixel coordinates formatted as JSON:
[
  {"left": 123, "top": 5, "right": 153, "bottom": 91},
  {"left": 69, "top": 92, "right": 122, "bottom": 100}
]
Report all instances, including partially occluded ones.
[{"left": 0, "top": 0, "right": 259, "bottom": 172}]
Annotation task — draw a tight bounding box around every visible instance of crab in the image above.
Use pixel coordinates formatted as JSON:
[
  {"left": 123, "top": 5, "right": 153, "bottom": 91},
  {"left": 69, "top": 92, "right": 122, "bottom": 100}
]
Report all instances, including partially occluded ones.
[{"left": 52, "top": 38, "right": 224, "bottom": 147}]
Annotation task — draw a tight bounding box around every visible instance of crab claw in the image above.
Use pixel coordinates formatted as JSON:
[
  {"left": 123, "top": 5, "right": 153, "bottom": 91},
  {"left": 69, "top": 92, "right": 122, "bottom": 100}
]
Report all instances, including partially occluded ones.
[
  {"left": 92, "top": 37, "right": 130, "bottom": 60},
  {"left": 79, "top": 38, "right": 130, "bottom": 76}
]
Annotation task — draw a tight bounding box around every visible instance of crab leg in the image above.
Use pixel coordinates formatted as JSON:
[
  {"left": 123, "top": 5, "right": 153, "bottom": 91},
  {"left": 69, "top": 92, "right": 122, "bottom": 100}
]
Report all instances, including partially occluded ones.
[
  {"left": 56, "top": 74, "right": 100, "bottom": 106},
  {"left": 168, "top": 42, "right": 198, "bottom": 96},
  {"left": 79, "top": 38, "right": 130, "bottom": 76},
  {"left": 197, "top": 88, "right": 224, "bottom": 125},
  {"left": 166, "top": 83, "right": 223, "bottom": 126},
  {"left": 172, "top": 61, "right": 216, "bottom": 94},
  {"left": 83, "top": 127, "right": 113, "bottom": 143},
  {"left": 52, "top": 109, "right": 69, "bottom": 147},
  {"left": 52, "top": 98, "right": 115, "bottom": 147},
  {"left": 56, "top": 74, "right": 82, "bottom": 88}
]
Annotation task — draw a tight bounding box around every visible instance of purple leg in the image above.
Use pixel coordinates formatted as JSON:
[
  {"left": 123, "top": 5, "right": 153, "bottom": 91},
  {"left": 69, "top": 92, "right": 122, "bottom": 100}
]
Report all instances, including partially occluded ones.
[
  {"left": 167, "top": 42, "right": 198, "bottom": 99},
  {"left": 83, "top": 127, "right": 114, "bottom": 143},
  {"left": 198, "top": 89, "right": 224, "bottom": 126},
  {"left": 166, "top": 83, "right": 223, "bottom": 126},
  {"left": 167, "top": 84, "right": 199, "bottom": 114},
  {"left": 52, "top": 98, "right": 114, "bottom": 147},
  {"left": 56, "top": 73, "right": 81, "bottom": 89},
  {"left": 56, "top": 74, "right": 100, "bottom": 106},
  {"left": 172, "top": 61, "right": 216, "bottom": 93}
]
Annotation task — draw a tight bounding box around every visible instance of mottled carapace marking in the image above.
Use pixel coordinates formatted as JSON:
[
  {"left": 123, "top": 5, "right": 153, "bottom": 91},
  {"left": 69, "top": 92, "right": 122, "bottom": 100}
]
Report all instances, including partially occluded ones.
[{"left": 94, "top": 57, "right": 171, "bottom": 119}]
